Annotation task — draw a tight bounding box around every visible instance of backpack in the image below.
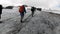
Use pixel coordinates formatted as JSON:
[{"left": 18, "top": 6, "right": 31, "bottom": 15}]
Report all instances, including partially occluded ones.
[
  {"left": 31, "top": 7, "right": 36, "bottom": 11},
  {"left": 19, "top": 6, "right": 24, "bottom": 13}
]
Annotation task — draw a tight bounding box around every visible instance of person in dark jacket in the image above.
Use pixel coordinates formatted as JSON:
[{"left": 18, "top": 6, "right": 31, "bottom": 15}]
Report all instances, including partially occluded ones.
[
  {"left": 0, "top": 5, "right": 3, "bottom": 22},
  {"left": 23, "top": 5, "right": 27, "bottom": 13},
  {"left": 31, "top": 6, "right": 36, "bottom": 17}
]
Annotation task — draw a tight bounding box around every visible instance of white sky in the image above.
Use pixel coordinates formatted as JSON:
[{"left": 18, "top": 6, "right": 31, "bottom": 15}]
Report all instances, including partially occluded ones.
[{"left": 0, "top": 0, "right": 60, "bottom": 8}]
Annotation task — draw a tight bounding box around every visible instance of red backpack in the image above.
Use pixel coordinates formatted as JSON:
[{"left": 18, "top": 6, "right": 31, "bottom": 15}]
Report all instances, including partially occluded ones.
[{"left": 19, "top": 6, "right": 24, "bottom": 13}]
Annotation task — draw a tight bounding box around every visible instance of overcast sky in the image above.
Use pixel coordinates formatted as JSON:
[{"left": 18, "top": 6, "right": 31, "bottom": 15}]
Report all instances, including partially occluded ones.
[{"left": 0, "top": 0, "right": 60, "bottom": 8}]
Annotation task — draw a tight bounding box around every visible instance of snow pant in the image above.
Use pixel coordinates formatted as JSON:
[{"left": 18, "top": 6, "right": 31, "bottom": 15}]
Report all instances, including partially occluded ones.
[
  {"left": 20, "top": 12, "right": 24, "bottom": 21},
  {"left": 0, "top": 14, "right": 1, "bottom": 19},
  {"left": 0, "top": 10, "right": 2, "bottom": 19},
  {"left": 31, "top": 11, "right": 34, "bottom": 17},
  {"left": 0, "top": 14, "right": 2, "bottom": 22}
]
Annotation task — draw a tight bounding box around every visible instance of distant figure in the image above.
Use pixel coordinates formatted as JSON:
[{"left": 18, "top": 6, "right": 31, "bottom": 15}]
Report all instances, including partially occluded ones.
[
  {"left": 31, "top": 7, "right": 36, "bottom": 17},
  {"left": 0, "top": 5, "right": 3, "bottom": 22},
  {"left": 37, "top": 8, "right": 42, "bottom": 11},
  {"left": 19, "top": 5, "right": 26, "bottom": 23}
]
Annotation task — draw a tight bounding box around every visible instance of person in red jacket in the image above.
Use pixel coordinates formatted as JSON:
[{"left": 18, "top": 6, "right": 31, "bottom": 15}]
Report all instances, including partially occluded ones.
[{"left": 19, "top": 5, "right": 26, "bottom": 23}]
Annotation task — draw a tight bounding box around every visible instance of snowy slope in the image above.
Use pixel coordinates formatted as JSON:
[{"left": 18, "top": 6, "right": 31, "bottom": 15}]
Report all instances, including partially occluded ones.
[
  {"left": 17, "top": 11, "right": 60, "bottom": 34},
  {"left": 0, "top": 7, "right": 60, "bottom": 34}
]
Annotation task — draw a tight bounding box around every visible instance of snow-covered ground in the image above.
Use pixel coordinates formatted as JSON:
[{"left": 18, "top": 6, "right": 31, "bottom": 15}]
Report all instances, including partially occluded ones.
[
  {"left": 17, "top": 11, "right": 60, "bottom": 34},
  {"left": 0, "top": 7, "right": 60, "bottom": 34},
  {"left": 42, "top": 8, "right": 60, "bottom": 14},
  {"left": 0, "top": 8, "right": 31, "bottom": 34}
]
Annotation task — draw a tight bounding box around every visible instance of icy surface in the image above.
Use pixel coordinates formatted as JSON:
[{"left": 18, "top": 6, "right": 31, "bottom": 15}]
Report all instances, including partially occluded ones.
[
  {"left": 18, "top": 11, "right": 60, "bottom": 34},
  {"left": 0, "top": 8, "right": 60, "bottom": 34}
]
